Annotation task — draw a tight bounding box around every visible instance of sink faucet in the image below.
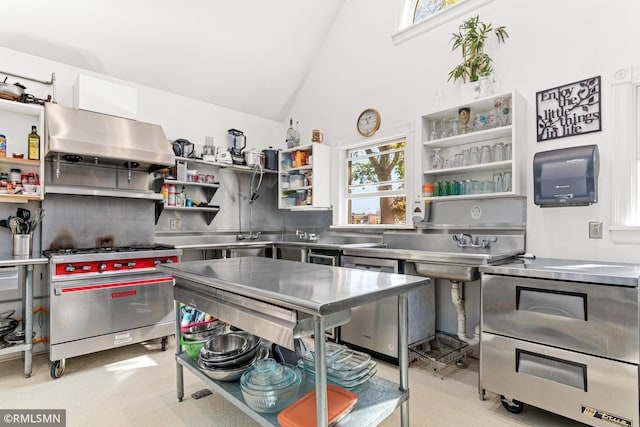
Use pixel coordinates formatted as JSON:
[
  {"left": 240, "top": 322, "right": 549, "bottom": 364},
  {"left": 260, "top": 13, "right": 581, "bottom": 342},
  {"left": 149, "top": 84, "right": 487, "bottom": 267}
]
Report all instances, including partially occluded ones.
[{"left": 453, "top": 233, "right": 498, "bottom": 248}]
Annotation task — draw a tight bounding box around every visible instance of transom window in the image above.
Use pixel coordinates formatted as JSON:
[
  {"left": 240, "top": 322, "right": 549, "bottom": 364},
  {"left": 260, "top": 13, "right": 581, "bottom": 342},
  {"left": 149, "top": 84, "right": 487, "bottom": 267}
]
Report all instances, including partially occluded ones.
[
  {"left": 413, "top": 0, "right": 463, "bottom": 24},
  {"left": 346, "top": 139, "right": 406, "bottom": 225},
  {"left": 393, "top": 0, "right": 495, "bottom": 45}
]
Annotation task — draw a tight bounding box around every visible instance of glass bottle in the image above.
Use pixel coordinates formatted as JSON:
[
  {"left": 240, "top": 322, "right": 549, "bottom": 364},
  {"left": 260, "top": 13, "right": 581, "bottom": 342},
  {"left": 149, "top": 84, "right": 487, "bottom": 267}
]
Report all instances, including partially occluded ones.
[
  {"left": 286, "top": 118, "right": 296, "bottom": 148},
  {"left": 28, "top": 126, "right": 40, "bottom": 160}
]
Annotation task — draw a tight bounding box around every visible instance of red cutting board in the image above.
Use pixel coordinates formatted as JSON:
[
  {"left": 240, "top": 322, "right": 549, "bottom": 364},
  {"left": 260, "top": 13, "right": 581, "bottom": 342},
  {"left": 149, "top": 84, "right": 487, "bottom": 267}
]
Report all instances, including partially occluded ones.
[{"left": 277, "top": 384, "right": 357, "bottom": 427}]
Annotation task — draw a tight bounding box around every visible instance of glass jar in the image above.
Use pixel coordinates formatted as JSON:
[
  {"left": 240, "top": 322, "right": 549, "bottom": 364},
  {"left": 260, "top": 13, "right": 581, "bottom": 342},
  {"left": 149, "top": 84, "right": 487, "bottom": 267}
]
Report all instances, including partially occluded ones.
[{"left": 9, "top": 169, "right": 20, "bottom": 185}]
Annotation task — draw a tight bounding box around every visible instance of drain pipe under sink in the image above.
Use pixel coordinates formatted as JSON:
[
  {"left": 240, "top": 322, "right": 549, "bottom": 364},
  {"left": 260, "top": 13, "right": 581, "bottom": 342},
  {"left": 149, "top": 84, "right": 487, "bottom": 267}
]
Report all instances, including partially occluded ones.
[{"left": 450, "top": 280, "right": 480, "bottom": 345}]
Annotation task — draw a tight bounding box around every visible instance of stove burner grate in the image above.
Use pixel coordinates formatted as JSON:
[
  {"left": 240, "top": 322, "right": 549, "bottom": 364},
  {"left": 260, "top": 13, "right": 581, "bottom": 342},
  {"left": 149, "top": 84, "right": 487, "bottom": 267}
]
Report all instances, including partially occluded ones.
[{"left": 43, "top": 244, "right": 174, "bottom": 257}]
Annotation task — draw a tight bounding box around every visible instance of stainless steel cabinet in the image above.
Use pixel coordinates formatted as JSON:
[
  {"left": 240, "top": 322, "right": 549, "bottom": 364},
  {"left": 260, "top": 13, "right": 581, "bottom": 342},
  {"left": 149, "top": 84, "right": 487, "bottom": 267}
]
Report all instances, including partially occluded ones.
[{"left": 480, "top": 259, "right": 640, "bottom": 427}]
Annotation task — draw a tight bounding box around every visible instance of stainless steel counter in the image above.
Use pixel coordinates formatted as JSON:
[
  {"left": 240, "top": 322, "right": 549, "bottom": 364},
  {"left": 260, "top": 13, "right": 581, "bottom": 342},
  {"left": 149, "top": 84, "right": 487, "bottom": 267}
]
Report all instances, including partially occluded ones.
[
  {"left": 164, "top": 239, "right": 384, "bottom": 252},
  {"left": 158, "top": 257, "right": 428, "bottom": 315},
  {"left": 343, "top": 246, "right": 517, "bottom": 265},
  {"left": 0, "top": 252, "right": 48, "bottom": 378},
  {"left": 480, "top": 257, "right": 640, "bottom": 287},
  {"left": 161, "top": 257, "right": 428, "bottom": 427}
]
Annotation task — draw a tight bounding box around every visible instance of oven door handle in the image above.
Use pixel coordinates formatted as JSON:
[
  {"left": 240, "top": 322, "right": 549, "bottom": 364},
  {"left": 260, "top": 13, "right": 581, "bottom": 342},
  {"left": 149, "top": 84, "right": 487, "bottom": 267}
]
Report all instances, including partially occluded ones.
[{"left": 53, "top": 276, "right": 174, "bottom": 296}]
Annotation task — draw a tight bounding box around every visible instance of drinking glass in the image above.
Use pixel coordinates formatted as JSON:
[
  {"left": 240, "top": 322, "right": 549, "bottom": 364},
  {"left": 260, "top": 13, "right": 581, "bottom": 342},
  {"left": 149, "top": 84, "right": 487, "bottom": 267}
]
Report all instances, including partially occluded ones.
[
  {"left": 440, "top": 119, "right": 448, "bottom": 139},
  {"left": 504, "top": 143, "right": 512, "bottom": 160},
  {"left": 431, "top": 148, "right": 442, "bottom": 169},
  {"left": 493, "top": 172, "right": 503, "bottom": 192},
  {"left": 502, "top": 171, "right": 512, "bottom": 192},
  {"left": 480, "top": 145, "right": 492, "bottom": 164},
  {"left": 493, "top": 143, "right": 505, "bottom": 162},
  {"left": 469, "top": 147, "right": 480, "bottom": 165},
  {"left": 448, "top": 118, "right": 460, "bottom": 137},
  {"left": 430, "top": 121, "right": 438, "bottom": 141},
  {"left": 495, "top": 97, "right": 511, "bottom": 126}
]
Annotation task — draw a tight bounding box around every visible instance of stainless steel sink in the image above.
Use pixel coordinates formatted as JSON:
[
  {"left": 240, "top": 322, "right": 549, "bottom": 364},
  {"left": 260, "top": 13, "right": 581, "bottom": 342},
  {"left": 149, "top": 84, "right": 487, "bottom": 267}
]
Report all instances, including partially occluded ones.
[{"left": 410, "top": 261, "right": 479, "bottom": 282}]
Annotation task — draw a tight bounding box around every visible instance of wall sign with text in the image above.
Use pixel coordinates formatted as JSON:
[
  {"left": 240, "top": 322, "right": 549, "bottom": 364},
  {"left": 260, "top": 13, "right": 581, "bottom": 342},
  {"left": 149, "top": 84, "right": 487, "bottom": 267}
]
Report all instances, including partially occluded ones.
[{"left": 536, "top": 76, "right": 601, "bottom": 142}]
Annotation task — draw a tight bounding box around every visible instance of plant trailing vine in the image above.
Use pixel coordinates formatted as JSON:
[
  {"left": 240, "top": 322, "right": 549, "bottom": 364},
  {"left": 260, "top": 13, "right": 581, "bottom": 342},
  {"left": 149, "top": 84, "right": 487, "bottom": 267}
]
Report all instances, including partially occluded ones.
[{"left": 447, "top": 15, "right": 509, "bottom": 84}]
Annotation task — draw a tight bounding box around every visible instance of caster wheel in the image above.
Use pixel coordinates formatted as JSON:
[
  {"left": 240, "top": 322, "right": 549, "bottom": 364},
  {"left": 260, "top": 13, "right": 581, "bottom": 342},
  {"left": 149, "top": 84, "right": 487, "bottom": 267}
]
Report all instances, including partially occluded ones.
[
  {"left": 50, "top": 360, "right": 65, "bottom": 379},
  {"left": 501, "top": 395, "right": 524, "bottom": 414},
  {"left": 161, "top": 336, "right": 168, "bottom": 351}
]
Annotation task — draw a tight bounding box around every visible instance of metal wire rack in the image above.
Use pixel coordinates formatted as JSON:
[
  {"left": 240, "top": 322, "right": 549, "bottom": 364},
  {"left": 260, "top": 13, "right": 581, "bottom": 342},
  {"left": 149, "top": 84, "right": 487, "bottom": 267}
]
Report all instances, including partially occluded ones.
[{"left": 409, "top": 331, "right": 471, "bottom": 377}]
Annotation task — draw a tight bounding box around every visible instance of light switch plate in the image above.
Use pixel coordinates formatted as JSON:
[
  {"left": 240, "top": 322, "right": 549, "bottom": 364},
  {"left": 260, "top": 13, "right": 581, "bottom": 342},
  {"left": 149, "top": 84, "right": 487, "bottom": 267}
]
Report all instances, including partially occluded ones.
[{"left": 589, "top": 221, "right": 603, "bottom": 239}]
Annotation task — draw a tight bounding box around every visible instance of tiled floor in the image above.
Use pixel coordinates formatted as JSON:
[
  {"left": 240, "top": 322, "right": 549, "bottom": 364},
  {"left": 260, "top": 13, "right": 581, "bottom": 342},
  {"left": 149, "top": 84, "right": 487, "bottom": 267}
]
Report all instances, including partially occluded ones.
[{"left": 0, "top": 339, "right": 587, "bottom": 426}]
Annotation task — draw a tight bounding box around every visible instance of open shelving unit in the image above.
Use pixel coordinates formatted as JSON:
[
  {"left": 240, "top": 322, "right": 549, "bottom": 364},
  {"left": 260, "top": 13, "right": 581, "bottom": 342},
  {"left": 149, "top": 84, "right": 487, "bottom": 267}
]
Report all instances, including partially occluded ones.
[{"left": 421, "top": 91, "right": 525, "bottom": 201}]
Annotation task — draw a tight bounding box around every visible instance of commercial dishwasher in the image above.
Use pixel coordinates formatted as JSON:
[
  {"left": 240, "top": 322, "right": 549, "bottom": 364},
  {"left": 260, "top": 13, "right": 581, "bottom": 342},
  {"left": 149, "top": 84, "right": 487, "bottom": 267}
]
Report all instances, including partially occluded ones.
[{"left": 339, "top": 255, "right": 435, "bottom": 362}]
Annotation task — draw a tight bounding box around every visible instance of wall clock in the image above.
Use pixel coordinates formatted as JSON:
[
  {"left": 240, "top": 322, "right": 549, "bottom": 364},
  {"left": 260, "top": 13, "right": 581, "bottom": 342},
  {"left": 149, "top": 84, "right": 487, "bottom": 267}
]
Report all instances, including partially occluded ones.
[{"left": 357, "top": 108, "right": 381, "bottom": 137}]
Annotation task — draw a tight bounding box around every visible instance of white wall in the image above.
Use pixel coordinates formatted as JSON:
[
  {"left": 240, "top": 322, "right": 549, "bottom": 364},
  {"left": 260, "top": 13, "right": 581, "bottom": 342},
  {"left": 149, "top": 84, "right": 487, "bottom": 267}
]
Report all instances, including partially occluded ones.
[
  {"left": 287, "top": 0, "right": 640, "bottom": 263},
  {"left": 0, "top": 47, "right": 285, "bottom": 155}
]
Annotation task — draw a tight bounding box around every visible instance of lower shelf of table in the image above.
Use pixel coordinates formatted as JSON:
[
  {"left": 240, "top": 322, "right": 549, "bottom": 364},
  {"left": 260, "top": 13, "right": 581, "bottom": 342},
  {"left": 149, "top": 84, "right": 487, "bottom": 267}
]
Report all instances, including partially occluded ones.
[
  {"left": 0, "top": 342, "right": 30, "bottom": 356},
  {"left": 176, "top": 351, "right": 407, "bottom": 427}
]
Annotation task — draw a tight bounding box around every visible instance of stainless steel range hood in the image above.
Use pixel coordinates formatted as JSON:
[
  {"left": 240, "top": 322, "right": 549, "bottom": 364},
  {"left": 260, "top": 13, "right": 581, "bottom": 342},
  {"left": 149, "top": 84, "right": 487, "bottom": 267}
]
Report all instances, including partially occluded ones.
[{"left": 45, "top": 103, "right": 174, "bottom": 171}]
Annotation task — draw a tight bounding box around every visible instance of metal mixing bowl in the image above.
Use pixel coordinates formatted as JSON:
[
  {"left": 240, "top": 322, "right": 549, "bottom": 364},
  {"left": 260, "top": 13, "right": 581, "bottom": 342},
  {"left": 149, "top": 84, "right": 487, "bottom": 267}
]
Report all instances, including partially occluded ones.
[{"left": 182, "top": 320, "right": 225, "bottom": 341}]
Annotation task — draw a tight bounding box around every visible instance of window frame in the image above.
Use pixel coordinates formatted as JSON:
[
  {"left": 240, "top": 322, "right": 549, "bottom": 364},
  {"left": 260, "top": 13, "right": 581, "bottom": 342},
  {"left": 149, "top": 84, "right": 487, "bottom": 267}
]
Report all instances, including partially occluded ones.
[
  {"left": 332, "top": 123, "right": 417, "bottom": 230},
  {"left": 610, "top": 66, "right": 640, "bottom": 243},
  {"left": 392, "top": 0, "right": 495, "bottom": 46}
]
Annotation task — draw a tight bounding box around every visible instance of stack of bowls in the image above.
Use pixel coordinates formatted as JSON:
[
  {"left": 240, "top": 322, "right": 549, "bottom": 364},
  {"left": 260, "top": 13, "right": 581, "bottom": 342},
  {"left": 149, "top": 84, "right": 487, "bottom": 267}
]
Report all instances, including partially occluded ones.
[
  {"left": 180, "top": 320, "right": 225, "bottom": 359},
  {"left": 299, "top": 343, "right": 377, "bottom": 389},
  {"left": 240, "top": 358, "right": 301, "bottom": 413},
  {"left": 196, "top": 331, "right": 266, "bottom": 382}
]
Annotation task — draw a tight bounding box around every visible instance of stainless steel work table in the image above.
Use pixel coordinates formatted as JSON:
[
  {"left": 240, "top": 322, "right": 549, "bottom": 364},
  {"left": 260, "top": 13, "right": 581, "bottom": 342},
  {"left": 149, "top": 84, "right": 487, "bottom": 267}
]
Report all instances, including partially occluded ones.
[
  {"left": 158, "top": 256, "right": 430, "bottom": 427},
  {"left": 0, "top": 251, "right": 48, "bottom": 378}
]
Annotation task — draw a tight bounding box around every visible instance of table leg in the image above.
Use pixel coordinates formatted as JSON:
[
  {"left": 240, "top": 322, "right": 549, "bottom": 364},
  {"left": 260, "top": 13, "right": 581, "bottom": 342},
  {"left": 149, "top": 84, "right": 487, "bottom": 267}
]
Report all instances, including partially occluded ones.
[
  {"left": 398, "top": 292, "right": 409, "bottom": 427},
  {"left": 313, "top": 316, "right": 328, "bottom": 427},
  {"left": 174, "top": 300, "right": 184, "bottom": 402},
  {"left": 24, "top": 265, "right": 33, "bottom": 378}
]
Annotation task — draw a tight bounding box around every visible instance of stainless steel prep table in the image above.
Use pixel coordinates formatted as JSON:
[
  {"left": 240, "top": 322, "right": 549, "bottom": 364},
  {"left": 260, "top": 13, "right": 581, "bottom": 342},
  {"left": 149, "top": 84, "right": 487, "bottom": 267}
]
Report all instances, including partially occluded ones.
[
  {"left": 158, "top": 256, "right": 430, "bottom": 427},
  {"left": 0, "top": 251, "right": 48, "bottom": 378}
]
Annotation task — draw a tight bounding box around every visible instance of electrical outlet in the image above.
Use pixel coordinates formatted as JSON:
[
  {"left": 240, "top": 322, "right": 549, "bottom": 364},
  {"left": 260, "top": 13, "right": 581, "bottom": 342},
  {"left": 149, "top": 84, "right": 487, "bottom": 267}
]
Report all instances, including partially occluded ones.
[{"left": 589, "top": 221, "right": 603, "bottom": 239}]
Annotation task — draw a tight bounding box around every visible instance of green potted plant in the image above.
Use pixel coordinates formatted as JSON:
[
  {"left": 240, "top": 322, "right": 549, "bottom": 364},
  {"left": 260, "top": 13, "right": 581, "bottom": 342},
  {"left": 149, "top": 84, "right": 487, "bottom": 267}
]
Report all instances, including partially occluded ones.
[{"left": 447, "top": 15, "right": 509, "bottom": 84}]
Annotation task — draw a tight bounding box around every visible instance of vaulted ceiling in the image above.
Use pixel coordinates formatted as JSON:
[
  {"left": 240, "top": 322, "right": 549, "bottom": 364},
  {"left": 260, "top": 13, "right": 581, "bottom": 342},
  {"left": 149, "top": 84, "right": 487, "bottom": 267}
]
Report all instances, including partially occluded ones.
[{"left": 0, "top": 0, "right": 345, "bottom": 121}]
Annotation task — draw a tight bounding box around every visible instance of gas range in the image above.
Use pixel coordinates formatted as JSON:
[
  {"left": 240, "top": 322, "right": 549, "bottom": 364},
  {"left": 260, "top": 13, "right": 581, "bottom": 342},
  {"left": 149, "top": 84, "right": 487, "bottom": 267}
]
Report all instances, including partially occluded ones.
[{"left": 44, "top": 244, "right": 181, "bottom": 282}]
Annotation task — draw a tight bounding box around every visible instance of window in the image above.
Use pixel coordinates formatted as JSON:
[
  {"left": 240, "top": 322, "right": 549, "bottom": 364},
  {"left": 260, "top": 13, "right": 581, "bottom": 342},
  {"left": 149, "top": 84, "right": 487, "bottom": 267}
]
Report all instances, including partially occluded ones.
[
  {"left": 610, "top": 66, "right": 640, "bottom": 243},
  {"left": 413, "top": 0, "right": 463, "bottom": 24},
  {"left": 392, "top": 0, "right": 495, "bottom": 45},
  {"left": 346, "top": 139, "right": 407, "bottom": 226}
]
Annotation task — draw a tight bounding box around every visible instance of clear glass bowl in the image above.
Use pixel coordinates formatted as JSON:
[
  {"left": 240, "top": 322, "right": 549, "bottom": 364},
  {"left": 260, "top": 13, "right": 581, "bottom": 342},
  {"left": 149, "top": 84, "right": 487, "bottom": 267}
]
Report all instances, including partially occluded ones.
[
  {"left": 240, "top": 364, "right": 302, "bottom": 413},
  {"left": 241, "top": 359, "right": 300, "bottom": 392}
]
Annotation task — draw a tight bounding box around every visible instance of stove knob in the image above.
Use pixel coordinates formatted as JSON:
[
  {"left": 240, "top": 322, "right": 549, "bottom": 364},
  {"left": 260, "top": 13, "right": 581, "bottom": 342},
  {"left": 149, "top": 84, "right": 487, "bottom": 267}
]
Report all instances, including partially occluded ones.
[
  {"left": 165, "top": 258, "right": 174, "bottom": 264},
  {"left": 98, "top": 263, "right": 107, "bottom": 272},
  {"left": 154, "top": 259, "right": 161, "bottom": 265},
  {"left": 127, "top": 262, "right": 136, "bottom": 269},
  {"left": 65, "top": 264, "right": 75, "bottom": 272}
]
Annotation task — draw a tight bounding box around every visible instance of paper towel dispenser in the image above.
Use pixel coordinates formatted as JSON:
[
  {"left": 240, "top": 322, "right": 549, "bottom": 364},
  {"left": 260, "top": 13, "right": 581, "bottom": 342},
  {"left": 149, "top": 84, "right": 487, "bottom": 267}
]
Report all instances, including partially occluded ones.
[{"left": 533, "top": 144, "right": 599, "bottom": 207}]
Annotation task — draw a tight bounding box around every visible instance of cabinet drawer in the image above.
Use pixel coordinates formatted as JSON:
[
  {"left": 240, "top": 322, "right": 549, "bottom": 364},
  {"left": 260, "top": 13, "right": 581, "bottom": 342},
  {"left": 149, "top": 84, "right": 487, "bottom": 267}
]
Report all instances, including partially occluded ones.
[
  {"left": 482, "top": 274, "right": 639, "bottom": 363},
  {"left": 481, "top": 333, "right": 638, "bottom": 427}
]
